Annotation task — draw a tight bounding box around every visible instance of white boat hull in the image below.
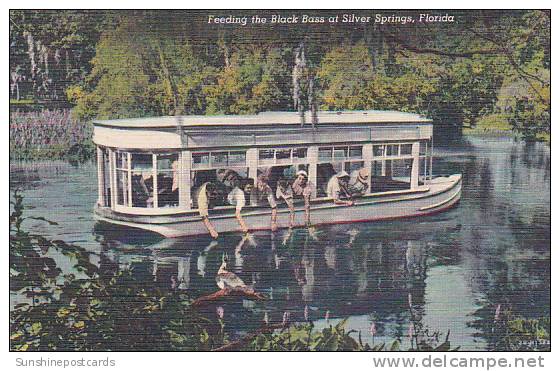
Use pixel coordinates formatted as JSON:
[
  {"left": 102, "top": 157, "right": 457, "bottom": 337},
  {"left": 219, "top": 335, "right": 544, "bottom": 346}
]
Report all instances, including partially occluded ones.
[{"left": 94, "top": 174, "right": 462, "bottom": 238}]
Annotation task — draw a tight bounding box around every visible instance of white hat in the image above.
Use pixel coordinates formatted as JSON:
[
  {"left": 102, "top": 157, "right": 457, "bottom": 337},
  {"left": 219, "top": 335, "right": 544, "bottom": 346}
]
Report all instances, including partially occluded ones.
[
  {"left": 336, "top": 171, "right": 350, "bottom": 178},
  {"left": 296, "top": 170, "right": 308, "bottom": 178}
]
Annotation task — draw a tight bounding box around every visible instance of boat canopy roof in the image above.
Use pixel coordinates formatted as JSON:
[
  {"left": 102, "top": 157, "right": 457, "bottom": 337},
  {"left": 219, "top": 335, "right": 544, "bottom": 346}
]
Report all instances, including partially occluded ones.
[{"left": 93, "top": 110, "right": 431, "bottom": 129}]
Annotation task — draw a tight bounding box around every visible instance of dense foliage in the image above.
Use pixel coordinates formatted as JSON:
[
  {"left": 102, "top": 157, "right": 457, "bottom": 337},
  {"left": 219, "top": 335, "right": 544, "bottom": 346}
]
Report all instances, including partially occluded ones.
[{"left": 9, "top": 10, "right": 550, "bottom": 146}]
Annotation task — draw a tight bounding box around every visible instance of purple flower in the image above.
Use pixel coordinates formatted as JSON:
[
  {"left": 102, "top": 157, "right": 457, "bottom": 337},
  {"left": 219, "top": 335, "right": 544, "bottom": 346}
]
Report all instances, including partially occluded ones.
[
  {"left": 369, "top": 322, "right": 377, "bottom": 337},
  {"left": 408, "top": 323, "right": 414, "bottom": 339},
  {"left": 216, "top": 306, "right": 224, "bottom": 319},
  {"left": 494, "top": 304, "right": 501, "bottom": 321},
  {"left": 325, "top": 310, "right": 330, "bottom": 322},
  {"left": 282, "top": 311, "right": 290, "bottom": 326},
  {"left": 304, "top": 305, "right": 309, "bottom": 321}
]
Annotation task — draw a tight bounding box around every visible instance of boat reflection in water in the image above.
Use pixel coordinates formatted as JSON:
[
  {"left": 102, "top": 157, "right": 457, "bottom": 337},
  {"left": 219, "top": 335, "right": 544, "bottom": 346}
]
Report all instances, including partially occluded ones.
[{"left": 93, "top": 220, "right": 449, "bottom": 346}]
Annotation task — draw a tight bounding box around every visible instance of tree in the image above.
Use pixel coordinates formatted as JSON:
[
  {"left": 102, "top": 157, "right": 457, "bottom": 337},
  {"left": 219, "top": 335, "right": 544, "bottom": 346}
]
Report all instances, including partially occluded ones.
[
  {"left": 204, "top": 46, "right": 291, "bottom": 114},
  {"left": 9, "top": 10, "right": 108, "bottom": 104},
  {"left": 70, "top": 15, "right": 210, "bottom": 119}
]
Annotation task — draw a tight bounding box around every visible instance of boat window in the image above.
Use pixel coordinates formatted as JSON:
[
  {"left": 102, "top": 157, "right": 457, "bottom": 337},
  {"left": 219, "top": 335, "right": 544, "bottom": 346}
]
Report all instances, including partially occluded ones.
[
  {"left": 101, "top": 148, "right": 111, "bottom": 207},
  {"left": 211, "top": 152, "right": 228, "bottom": 167},
  {"left": 333, "top": 146, "right": 348, "bottom": 160},
  {"left": 373, "top": 145, "right": 384, "bottom": 157},
  {"left": 318, "top": 145, "right": 363, "bottom": 163},
  {"left": 130, "top": 153, "right": 155, "bottom": 208},
  {"left": 419, "top": 140, "right": 428, "bottom": 156},
  {"left": 192, "top": 152, "right": 210, "bottom": 169},
  {"left": 110, "top": 151, "right": 181, "bottom": 209},
  {"left": 345, "top": 161, "right": 364, "bottom": 173},
  {"left": 349, "top": 146, "right": 362, "bottom": 158},
  {"left": 277, "top": 150, "right": 292, "bottom": 159},
  {"left": 386, "top": 144, "right": 399, "bottom": 156},
  {"left": 293, "top": 148, "right": 307, "bottom": 160},
  {"left": 370, "top": 158, "right": 412, "bottom": 192},
  {"left": 400, "top": 144, "right": 413, "bottom": 155},
  {"left": 192, "top": 150, "right": 247, "bottom": 169},
  {"left": 276, "top": 149, "right": 292, "bottom": 162},
  {"left": 258, "top": 147, "right": 308, "bottom": 166},
  {"left": 372, "top": 143, "right": 417, "bottom": 158},
  {"left": 115, "top": 151, "right": 130, "bottom": 206},
  {"left": 229, "top": 151, "right": 246, "bottom": 166},
  {"left": 132, "top": 153, "right": 152, "bottom": 170},
  {"left": 156, "top": 153, "right": 179, "bottom": 208},
  {"left": 116, "top": 151, "right": 129, "bottom": 169},
  {"left": 318, "top": 147, "right": 333, "bottom": 161},
  {"left": 116, "top": 170, "right": 129, "bottom": 206}
]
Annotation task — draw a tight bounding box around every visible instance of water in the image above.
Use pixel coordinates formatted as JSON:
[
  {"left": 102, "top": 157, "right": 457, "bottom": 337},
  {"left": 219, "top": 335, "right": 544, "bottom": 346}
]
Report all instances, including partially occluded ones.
[{"left": 9, "top": 136, "right": 550, "bottom": 350}]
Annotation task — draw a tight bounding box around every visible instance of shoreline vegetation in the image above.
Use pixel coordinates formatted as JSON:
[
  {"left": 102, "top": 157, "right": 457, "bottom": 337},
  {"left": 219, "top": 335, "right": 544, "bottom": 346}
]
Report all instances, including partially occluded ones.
[
  {"left": 9, "top": 109, "right": 94, "bottom": 162},
  {"left": 9, "top": 10, "right": 550, "bottom": 162},
  {"left": 9, "top": 192, "right": 550, "bottom": 351}
]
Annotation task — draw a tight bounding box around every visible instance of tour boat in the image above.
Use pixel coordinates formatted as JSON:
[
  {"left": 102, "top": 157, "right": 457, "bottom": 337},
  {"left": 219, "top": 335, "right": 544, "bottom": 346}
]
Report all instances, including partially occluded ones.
[{"left": 93, "top": 110, "right": 462, "bottom": 237}]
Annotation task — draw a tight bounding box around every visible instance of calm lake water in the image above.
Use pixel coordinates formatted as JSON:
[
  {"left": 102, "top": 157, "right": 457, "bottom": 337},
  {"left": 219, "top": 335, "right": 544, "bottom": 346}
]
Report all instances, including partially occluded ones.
[{"left": 9, "top": 136, "right": 550, "bottom": 350}]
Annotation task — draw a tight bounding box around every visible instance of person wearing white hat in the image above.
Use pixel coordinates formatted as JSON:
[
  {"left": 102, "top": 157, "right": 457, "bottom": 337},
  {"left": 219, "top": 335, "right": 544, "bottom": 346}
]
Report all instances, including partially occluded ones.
[
  {"left": 292, "top": 169, "right": 314, "bottom": 226},
  {"left": 227, "top": 178, "right": 250, "bottom": 234},
  {"left": 348, "top": 167, "right": 370, "bottom": 196},
  {"left": 326, "top": 171, "right": 354, "bottom": 206}
]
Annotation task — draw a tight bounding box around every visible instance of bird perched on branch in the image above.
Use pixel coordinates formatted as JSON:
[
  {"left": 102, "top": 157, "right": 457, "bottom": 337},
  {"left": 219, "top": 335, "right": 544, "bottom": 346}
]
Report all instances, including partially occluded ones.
[{"left": 216, "top": 253, "right": 247, "bottom": 290}]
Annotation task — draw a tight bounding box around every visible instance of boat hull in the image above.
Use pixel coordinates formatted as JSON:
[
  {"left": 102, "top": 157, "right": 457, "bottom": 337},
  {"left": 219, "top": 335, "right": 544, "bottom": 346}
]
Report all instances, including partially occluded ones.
[{"left": 94, "top": 174, "right": 462, "bottom": 238}]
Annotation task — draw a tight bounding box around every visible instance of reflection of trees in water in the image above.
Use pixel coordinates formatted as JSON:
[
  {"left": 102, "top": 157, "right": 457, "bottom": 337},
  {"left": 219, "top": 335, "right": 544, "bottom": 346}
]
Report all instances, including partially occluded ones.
[{"left": 451, "top": 139, "right": 550, "bottom": 348}]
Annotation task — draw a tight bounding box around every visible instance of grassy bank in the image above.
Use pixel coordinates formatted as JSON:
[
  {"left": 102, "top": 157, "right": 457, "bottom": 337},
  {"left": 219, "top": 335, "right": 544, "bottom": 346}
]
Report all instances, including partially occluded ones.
[{"left": 9, "top": 109, "right": 94, "bottom": 162}]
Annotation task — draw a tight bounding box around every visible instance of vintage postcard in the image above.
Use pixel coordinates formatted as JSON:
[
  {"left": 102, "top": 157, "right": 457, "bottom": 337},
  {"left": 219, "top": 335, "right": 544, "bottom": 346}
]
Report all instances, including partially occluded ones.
[{"left": 8, "top": 6, "right": 550, "bottom": 365}]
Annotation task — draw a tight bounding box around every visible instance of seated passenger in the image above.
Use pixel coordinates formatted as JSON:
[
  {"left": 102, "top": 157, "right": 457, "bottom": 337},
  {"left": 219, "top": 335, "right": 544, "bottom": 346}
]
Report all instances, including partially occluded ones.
[
  {"left": 250, "top": 172, "right": 278, "bottom": 231},
  {"left": 227, "top": 179, "right": 249, "bottom": 234},
  {"left": 217, "top": 169, "right": 242, "bottom": 189},
  {"left": 276, "top": 179, "right": 295, "bottom": 228},
  {"left": 196, "top": 182, "right": 219, "bottom": 239},
  {"left": 326, "top": 171, "right": 354, "bottom": 206},
  {"left": 157, "top": 171, "right": 179, "bottom": 207},
  {"left": 317, "top": 163, "right": 336, "bottom": 197},
  {"left": 292, "top": 170, "right": 314, "bottom": 226},
  {"left": 140, "top": 171, "right": 154, "bottom": 208},
  {"left": 348, "top": 168, "right": 370, "bottom": 196}
]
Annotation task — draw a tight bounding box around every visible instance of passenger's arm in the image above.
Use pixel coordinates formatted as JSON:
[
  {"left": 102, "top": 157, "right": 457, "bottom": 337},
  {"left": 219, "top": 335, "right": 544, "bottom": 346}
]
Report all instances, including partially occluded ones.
[
  {"left": 271, "top": 207, "right": 278, "bottom": 231},
  {"left": 202, "top": 217, "right": 219, "bottom": 239},
  {"left": 304, "top": 195, "right": 311, "bottom": 226},
  {"left": 235, "top": 208, "right": 249, "bottom": 233}
]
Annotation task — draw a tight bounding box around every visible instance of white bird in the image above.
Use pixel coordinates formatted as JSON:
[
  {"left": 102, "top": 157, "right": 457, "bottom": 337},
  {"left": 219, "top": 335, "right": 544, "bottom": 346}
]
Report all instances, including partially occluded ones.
[
  {"left": 216, "top": 253, "right": 246, "bottom": 290},
  {"left": 197, "top": 240, "right": 219, "bottom": 277}
]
